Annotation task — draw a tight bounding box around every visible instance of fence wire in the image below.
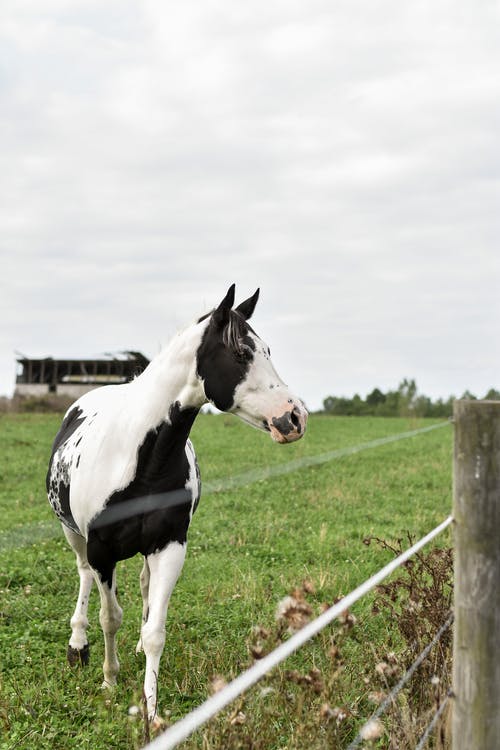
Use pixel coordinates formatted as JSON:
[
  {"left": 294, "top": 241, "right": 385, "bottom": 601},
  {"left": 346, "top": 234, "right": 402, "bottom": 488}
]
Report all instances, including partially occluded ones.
[
  {"left": 145, "top": 515, "right": 453, "bottom": 750},
  {"left": 346, "top": 613, "right": 454, "bottom": 750},
  {"left": 415, "top": 690, "right": 452, "bottom": 750},
  {"left": 0, "top": 421, "right": 449, "bottom": 551}
]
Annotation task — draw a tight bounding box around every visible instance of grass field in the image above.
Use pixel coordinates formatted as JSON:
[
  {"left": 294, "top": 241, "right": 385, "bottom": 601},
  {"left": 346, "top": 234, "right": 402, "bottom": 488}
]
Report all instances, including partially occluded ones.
[{"left": 0, "top": 412, "right": 453, "bottom": 749}]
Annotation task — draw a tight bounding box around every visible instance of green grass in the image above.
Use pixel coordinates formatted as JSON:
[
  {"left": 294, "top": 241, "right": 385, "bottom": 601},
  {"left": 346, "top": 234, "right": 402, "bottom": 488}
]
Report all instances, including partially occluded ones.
[{"left": 0, "top": 413, "right": 452, "bottom": 749}]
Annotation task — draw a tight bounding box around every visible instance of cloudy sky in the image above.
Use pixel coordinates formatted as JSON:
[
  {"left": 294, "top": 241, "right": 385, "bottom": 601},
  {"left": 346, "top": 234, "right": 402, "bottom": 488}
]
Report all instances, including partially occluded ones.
[{"left": 2, "top": 1, "right": 499, "bottom": 410}]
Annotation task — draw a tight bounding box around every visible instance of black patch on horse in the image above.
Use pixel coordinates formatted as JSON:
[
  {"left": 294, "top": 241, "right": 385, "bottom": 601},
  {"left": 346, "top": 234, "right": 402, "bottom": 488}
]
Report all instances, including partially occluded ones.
[
  {"left": 87, "top": 402, "right": 199, "bottom": 587},
  {"left": 46, "top": 406, "right": 86, "bottom": 534},
  {"left": 196, "top": 311, "right": 256, "bottom": 411}
]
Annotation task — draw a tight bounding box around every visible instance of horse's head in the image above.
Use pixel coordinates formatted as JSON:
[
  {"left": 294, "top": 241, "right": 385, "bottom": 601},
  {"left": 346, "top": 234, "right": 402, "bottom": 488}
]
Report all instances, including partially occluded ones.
[{"left": 196, "top": 285, "right": 308, "bottom": 443}]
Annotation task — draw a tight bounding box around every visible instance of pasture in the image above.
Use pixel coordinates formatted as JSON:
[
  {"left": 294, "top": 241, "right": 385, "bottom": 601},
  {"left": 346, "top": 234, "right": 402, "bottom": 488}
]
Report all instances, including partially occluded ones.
[{"left": 0, "top": 412, "right": 452, "bottom": 749}]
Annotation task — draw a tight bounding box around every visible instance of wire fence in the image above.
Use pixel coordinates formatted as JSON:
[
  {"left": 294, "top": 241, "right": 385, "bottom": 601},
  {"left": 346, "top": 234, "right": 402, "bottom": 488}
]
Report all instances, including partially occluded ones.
[
  {"left": 145, "top": 515, "right": 453, "bottom": 750},
  {"left": 346, "top": 613, "right": 454, "bottom": 749},
  {"left": 415, "top": 690, "right": 452, "bottom": 750},
  {"left": 0, "top": 421, "right": 449, "bottom": 551},
  {"left": 0, "top": 419, "right": 453, "bottom": 749}
]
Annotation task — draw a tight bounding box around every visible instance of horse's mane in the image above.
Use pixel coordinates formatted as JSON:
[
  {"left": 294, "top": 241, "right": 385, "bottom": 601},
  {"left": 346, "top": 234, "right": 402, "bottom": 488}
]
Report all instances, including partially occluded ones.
[
  {"left": 222, "top": 311, "right": 249, "bottom": 355},
  {"left": 197, "top": 308, "right": 252, "bottom": 356}
]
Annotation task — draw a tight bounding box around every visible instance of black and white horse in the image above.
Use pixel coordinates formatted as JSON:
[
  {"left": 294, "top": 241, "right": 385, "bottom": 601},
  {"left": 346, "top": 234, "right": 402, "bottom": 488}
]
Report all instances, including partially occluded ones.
[{"left": 46, "top": 285, "right": 307, "bottom": 722}]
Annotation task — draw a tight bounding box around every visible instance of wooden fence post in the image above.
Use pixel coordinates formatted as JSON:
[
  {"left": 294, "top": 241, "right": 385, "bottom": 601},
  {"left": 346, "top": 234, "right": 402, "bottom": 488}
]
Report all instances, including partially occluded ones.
[{"left": 453, "top": 400, "right": 500, "bottom": 749}]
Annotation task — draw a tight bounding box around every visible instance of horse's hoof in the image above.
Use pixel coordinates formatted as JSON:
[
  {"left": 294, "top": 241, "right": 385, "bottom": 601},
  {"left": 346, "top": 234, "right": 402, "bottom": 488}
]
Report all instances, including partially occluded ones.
[{"left": 67, "top": 643, "right": 90, "bottom": 667}]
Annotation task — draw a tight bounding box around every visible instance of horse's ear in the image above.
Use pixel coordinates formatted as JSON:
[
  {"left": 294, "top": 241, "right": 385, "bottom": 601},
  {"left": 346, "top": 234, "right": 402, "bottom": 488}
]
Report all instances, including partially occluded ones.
[
  {"left": 235, "top": 288, "right": 260, "bottom": 320},
  {"left": 212, "top": 284, "right": 236, "bottom": 327}
]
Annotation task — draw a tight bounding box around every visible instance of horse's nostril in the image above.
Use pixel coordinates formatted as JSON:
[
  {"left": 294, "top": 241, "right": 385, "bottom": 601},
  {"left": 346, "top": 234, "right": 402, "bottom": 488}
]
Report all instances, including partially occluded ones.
[{"left": 290, "top": 409, "right": 300, "bottom": 429}]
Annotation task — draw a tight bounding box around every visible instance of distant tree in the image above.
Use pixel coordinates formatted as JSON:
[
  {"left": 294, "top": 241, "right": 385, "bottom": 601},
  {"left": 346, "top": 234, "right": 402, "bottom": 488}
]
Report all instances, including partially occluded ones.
[
  {"left": 323, "top": 396, "right": 336, "bottom": 413},
  {"left": 336, "top": 399, "right": 350, "bottom": 415},
  {"left": 398, "top": 378, "right": 418, "bottom": 416},
  {"left": 322, "top": 381, "right": 469, "bottom": 418},
  {"left": 460, "top": 390, "right": 477, "bottom": 400},
  {"left": 366, "top": 388, "right": 386, "bottom": 407},
  {"left": 484, "top": 388, "right": 500, "bottom": 401},
  {"left": 375, "top": 389, "right": 400, "bottom": 417},
  {"left": 429, "top": 397, "right": 454, "bottom": 418},
  {"left": 351, "top": 394, "right": 365, "bottom": 415},
  {"left": 414, "top": 395, "right": 432, "bottom": 417},
  {"left": 323, "top": 396, "right": 357, "bottom": 415}
]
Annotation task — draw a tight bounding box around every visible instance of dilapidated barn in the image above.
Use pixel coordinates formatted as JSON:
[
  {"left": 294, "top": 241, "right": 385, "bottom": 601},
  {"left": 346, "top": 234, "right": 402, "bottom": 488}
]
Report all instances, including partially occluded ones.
[{"left": 15, "top": 351, "right": 150, "bottom": 399}]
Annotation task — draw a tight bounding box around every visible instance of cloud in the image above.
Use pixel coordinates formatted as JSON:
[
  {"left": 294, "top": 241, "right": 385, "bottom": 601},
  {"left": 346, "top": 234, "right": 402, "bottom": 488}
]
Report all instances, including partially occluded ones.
[{"left": 1, "top": 1, "right": 499, "bottom": 408}]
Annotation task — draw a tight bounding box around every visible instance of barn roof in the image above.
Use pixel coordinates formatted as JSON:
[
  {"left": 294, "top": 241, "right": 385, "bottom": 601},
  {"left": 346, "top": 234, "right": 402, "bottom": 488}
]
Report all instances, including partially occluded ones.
[
  {"left": 15, "top": 351, "right": 150, "bottom": 387},
  {"left": 16, "top": 351, "right": 149, "bottom": 365}
]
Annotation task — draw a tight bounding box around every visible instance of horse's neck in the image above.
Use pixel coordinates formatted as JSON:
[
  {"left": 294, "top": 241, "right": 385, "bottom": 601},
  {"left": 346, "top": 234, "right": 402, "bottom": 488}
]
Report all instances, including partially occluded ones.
[{"left": 130, "top": 322, "right": 207, "bottom": 428}]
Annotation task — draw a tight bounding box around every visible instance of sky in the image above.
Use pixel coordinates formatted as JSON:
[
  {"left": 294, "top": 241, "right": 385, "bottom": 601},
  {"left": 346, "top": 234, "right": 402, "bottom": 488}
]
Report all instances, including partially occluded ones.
[{"left": 1, "top": 1, "right": 499, "bottom": 411}]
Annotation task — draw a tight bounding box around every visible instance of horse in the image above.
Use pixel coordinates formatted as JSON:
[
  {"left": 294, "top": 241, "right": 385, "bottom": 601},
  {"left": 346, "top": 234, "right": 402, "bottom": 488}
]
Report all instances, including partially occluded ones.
[{"left": 46, "top": 284, "right": 308, "bottom": 723}]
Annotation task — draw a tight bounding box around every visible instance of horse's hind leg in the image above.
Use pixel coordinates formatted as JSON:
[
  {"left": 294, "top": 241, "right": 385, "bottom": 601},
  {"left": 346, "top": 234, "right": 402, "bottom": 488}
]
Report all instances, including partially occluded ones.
[
  {"left": 136, "top": 556, "right": 150, "bottom": 654},
  {"left": 62, "top": 524, "right": 94, "bottom": 666}
]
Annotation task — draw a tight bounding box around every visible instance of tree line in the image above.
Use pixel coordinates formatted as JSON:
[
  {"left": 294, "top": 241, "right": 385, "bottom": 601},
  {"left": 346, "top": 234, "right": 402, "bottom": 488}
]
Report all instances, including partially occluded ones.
[{"left": 322, "top": 379, "right": 500, "bottom": 418}]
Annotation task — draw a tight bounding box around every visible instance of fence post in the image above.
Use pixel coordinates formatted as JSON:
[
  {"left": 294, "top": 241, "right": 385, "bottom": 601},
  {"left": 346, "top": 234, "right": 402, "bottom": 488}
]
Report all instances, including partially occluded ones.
[{"left": 452, "top": 400, "right": 500, "bottom": 749}]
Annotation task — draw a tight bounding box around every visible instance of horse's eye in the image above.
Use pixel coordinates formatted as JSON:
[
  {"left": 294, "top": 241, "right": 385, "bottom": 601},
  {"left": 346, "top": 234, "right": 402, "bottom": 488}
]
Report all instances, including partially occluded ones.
[{"left": 236, "top": 344, "right": 253, "bottom": 363}]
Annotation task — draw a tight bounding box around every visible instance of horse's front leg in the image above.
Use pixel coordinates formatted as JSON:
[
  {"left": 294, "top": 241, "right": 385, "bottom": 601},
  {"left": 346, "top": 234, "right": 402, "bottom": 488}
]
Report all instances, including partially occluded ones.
[
  {"left": 136, "top": 557, "right": 150, "bottom": 654},
  {"left": 141, "top": 541, "right": 187, "bottom": 723}
]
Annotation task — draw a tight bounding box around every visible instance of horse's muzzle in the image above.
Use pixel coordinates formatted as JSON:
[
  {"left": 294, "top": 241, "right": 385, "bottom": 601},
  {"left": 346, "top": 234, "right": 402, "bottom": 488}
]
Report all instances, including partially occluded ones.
[{"left": 269, "top": 403, "right": 308, "bottom": 444}]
